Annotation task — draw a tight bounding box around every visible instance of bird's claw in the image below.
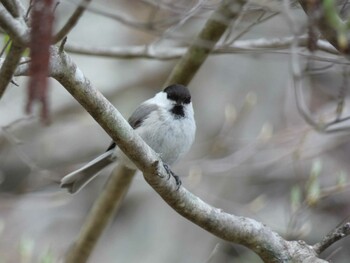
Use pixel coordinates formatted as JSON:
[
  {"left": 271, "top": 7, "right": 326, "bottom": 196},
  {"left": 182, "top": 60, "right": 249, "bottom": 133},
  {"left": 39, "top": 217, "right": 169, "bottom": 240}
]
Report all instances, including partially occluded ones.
[{"left": 163, "top": 163, "right": 182, "bottom": 190}]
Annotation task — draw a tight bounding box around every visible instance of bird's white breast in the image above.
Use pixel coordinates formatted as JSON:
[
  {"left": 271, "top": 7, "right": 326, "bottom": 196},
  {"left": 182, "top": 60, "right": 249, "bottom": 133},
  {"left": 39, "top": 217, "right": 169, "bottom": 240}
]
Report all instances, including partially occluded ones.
[{"left": 117, "top": 94, "right": 196, "bottom": 169}]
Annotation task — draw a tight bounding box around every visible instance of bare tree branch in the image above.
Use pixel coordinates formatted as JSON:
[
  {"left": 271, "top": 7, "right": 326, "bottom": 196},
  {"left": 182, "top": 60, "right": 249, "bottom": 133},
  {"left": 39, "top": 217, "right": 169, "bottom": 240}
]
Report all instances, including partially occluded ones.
[
  {"left": 63, "top": 36, "right": 338, "bottom": 60},
  {"left": 53, "top": 0, "right": 92, "bottom": 43},
  {"left": 6, "top": 43, "right": 339, "bottom": 263},
  {"left": 165, "top": 0, "right": 247, "bottom": 86},
  {"left": 1, "top": 0, "right": 20, "bottom": 17},
  {"left": 1, "top": 0, "right": 347, "bottom": 261},
  {"left": 46, "top": 46, "right": 328, "bottom": 263},
  {"left": 64, "top": 0, "right": 188, "bottom": 35},
  {"left": 0, "top": 44, "right": 25, "bottom": 98},
  {"left": 313, "top": 222, "right": 350, "bottom": 254},
  {"left": 0, "top": 5, "right": 29, "bottom": 45},
  {"left": 50, "top": 1, "right": 249, "bottom": 262}
]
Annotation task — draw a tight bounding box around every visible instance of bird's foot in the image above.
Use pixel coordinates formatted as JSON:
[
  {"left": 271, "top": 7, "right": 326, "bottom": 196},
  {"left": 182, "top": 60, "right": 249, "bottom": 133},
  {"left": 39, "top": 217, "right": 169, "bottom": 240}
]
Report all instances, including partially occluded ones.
[{"left": 163, "top": 163, "right": 182, "bottom": 190}]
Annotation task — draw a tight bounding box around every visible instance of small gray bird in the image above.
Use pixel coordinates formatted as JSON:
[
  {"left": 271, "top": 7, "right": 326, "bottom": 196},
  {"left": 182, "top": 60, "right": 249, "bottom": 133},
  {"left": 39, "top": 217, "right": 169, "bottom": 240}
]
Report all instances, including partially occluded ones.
[{"left": 60, "top": 84, "right": 196, "bottom": 193}]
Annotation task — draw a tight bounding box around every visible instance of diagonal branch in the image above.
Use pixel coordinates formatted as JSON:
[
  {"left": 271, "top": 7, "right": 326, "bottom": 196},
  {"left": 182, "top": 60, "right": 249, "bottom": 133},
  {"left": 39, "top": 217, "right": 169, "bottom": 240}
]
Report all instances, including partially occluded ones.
[
  {"left": 165, "top": 0, "right": 246, "bottom": 86},
  {"left": 313, "top": 222, "right": 350, "bottom": 254},
  {"left": 48, "top": 46, "right": 328, "bottom": 263},
  {"left": 1, "top": 0, "right": 20, "bottom": 17},
  {"left": 53, "top": 0, "right": 92, "bottom": 43},
  {"left": 54, "top": 1, "right": 248, "bottom": 262},
  {"left": 8, "top": 45, "right": 334, "bottom": 263},
  {"left": 0, "top": 44, "right": 25, "bottom": 98},
  {"left": 0, "top": 5, "right": 29, "bottom": 45}
]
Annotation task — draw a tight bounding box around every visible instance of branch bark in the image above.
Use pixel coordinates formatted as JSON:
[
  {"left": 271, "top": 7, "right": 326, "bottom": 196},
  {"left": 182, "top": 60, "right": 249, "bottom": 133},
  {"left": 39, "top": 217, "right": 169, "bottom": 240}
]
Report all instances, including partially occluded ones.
[
  {"left": 46, "top": 46, "right": 328, "bottom": 263},
  {"left": 0, "top": 5, "right": 29, "bottom": 45},
  {"left": 0, "top": 0, "right": 344, "bottom": 261},
  {"left": 0, "top": 44, "right": 25, "bottom": 98},
  {"left": 1, "top": 0, "right": 20, "bottom": 17},
  {"left": 63, "top": 36, "right": 338, "bottom": 60},
  {"left": 55, "top": 1, "right": 248, "bottom": 262},
  {"left": 313, "top": 222, "right": 350, "bottom": 254},
  {"left": 8, "top": 40, "right": 334, "bottom": 263}
]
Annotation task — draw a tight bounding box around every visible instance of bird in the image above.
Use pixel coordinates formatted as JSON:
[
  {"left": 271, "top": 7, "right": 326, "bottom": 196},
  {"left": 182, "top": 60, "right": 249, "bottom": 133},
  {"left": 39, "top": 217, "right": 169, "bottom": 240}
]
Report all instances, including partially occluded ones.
[{"left": 60, "top": 84, "right": 196, "bottom": 193}]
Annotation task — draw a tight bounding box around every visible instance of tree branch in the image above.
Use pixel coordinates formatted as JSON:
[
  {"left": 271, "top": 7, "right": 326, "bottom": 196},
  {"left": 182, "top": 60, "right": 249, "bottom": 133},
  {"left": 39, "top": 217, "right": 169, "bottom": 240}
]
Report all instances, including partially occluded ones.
[
  {"left": 53, "top": 0, "right": 92, "bottom": 43},
  {"left": 1, "top": 0, "right": 346, "bottom": 261},
  {"left": 8, "top": 44, "right": 336, "bottom": 262},
  {"left": 63, "top": 36, "right": 338, "bottom": 60},
  {"left": 0, "top": 44, "right": 25, "bottom": 98},
  {"left": 313, "top": 222, "right": 350, "bottom": 254},
  {"left": 0, "top": 5, "right": 29, "bottom": 45},
  {"left": 49, "top": 1, "right": 249, "bottom": 262},
  {"left": 1, "top": 0, "right": 20, "bottom": 17},
  {"left": 46, "top": 46, "right": 329, "bottom": 263},
  {"left": 165, "top": 0, "right": 247, "bottom": 86}
]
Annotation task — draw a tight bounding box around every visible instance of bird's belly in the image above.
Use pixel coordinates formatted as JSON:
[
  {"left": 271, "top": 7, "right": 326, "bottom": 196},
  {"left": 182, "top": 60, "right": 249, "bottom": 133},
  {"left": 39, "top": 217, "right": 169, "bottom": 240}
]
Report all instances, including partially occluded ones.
[
  {"left": 139, "top": 116, "right": 195, "bottom": 165},
  {"left": 116, "top": 113, "right": 195, "bottom": 169}
]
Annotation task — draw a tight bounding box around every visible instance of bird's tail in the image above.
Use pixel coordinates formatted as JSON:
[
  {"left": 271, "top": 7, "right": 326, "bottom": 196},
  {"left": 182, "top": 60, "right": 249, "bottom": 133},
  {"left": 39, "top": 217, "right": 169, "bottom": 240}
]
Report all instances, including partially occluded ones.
[{"left": 60, "top": 150, "right": 115, "bottom": 194}]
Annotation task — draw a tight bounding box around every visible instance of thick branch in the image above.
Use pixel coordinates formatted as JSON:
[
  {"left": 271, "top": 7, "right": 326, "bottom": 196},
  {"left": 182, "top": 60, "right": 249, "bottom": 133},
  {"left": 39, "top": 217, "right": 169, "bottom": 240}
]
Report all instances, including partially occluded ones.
[
  {"left": 0, "top": 0, "right": 27, "bottom": 100},
  {"left": 0, "top": 5, "right": 29, "bottom": 45},
  {"left": 7, "top": 45, "right": 333, "bottom": 262},
  {"left": 1, "top": 0, "right": 20, "bottom": 17},
  {"left": 0, "top": 44, "right": 25, "bottom": 98},
  {"left": 51, "top": 52, "right": 158, "bottom": 171},
  {"left": 47, "top": 46, "right": 328, "bottom": 263}
]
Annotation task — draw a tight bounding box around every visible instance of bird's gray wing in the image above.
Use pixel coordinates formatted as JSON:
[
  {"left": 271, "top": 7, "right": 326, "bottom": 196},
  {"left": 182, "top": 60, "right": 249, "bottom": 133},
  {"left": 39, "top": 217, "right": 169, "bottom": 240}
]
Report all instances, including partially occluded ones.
[
  {"left": 128, "top": 103, "right": 159, "bottom": 129},
  {"left": 106, "top": 103, "right": 159, "bottom": 151}
]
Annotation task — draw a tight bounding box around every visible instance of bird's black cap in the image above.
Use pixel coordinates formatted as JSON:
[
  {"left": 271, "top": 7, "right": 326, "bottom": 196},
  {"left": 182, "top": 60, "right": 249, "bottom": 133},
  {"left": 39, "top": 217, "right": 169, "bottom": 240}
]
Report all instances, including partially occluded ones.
[{"left": 163, "top": 84, "right": 191, "bottom": 104}]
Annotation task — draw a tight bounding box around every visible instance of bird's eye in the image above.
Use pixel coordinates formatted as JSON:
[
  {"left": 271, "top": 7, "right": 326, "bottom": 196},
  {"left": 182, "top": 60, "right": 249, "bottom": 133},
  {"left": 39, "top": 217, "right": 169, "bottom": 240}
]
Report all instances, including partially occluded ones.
[
  {"left": 167, "top": 94, "right": 176, "bottom": 101},
  {"left": 184, "top": 97, "right": 191, "bottom": 104}
]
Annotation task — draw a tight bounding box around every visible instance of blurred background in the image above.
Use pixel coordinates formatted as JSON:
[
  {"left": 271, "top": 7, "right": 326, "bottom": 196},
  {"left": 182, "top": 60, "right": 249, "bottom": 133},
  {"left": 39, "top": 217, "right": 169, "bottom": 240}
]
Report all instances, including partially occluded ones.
[{"left": 1, "top": 0, "right": 350, "bottom": 262}]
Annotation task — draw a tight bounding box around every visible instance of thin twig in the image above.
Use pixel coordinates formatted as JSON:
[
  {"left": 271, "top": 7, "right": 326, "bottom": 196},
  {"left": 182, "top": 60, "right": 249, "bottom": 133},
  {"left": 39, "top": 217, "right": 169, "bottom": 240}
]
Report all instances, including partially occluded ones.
[
  {"left": 313, "top": 222, "right": 350, "bottom": 254},
  {"left": 0, "top": 38, "right": 12, "bottom": 57},
  {"left": 287, "top": 0, "right": 350, "bottom": 133},
  {"left": 319, "top": 183, "right": 350, "bottom": 199},
  {"left": 335, "top": 66, "right": 348, "bottom": 120},
  {"left": 59, "top": 36, "right": 67, "bottom": 53},
  {"left": 61, "top": 36, "right": 338, "bottom": 60},
  {"left": 64, "top": 0, "right": 183, "bottom": 35},
  {"left": 228, "top": 11, "right": 279, "bottom": 44},
  {"left": 151, "top": 0, "right": 205, "bottom": 46},
  {"left": 165, "top": 0, "right": 248, "bottom": 86},
  {"left": 53, "top": 0, "right": 92, "bottom": 43}
]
